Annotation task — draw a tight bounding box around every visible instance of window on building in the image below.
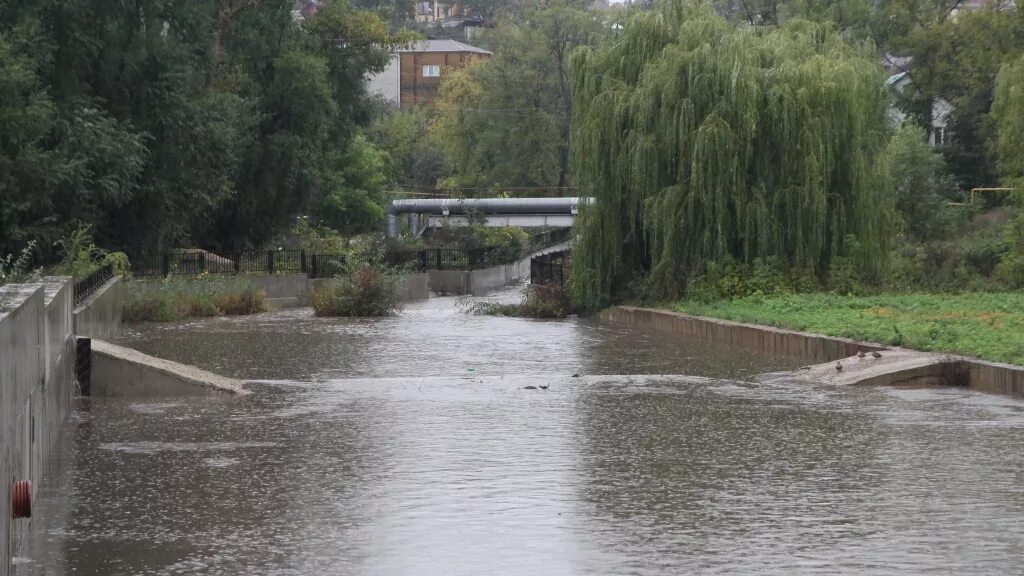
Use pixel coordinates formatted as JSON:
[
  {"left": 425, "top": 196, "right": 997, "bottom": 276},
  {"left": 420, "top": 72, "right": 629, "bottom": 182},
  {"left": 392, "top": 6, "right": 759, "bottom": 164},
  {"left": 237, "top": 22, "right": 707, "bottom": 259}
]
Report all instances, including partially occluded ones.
[{"left": 423, "top": 64, "right": 440, "bottom": 77}]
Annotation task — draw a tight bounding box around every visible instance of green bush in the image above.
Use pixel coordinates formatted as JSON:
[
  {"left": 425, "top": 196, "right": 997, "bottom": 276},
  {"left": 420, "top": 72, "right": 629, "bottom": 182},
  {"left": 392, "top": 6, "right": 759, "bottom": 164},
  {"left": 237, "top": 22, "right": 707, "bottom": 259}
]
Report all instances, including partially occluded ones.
[
  {"left": 685, "top": 257, "right": 797, "bottom": 302},
  {"left": 312, "top": 263, "right": 402, "bottom": 317},
  {"left": 467, "top": 284, "right": 575, "bottom": 318},
  {"left": 125, "top": 276, "right": 267, "bottom": 322},
  {"left": 49, "top": 225, "right": 131, "bottom": 278}
]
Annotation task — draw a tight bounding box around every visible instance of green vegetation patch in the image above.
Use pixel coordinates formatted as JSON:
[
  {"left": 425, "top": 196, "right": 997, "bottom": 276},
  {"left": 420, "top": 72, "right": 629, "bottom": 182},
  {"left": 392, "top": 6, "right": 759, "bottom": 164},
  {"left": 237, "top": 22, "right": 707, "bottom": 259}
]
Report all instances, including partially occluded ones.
[
  {"left": 466, "top": 285, "right": 575, "bottom": 319},
  {"left": 674, "top": 293, "right": 1024, "bottom": 366},
  {"left": 312, "top": 264, "right": 402, "bottom": 317},
  {"left": 125, "top": 277, "right": 267, "bottom": 323}
]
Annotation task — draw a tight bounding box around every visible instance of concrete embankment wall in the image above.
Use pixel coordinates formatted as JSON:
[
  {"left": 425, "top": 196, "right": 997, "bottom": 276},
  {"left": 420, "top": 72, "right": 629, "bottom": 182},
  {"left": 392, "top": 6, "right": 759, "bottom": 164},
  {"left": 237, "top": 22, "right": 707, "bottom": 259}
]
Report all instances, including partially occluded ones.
[
  {"left": 429, "top": 256, "right": 532, "bottom": 296},
  {"left": 600, "top": 306, "right": 1024, "bottom": 396},
  {"left": 600, "top": 306, "right": 883, "bottom": 365},
  {"left": 90, "top": 340, "right": 247, "bottom": 397},
  {"left": 73, "top": 276, "right": 124, "bottom": 340},
  {"left": 1, "top": 278, "right": 76, "bottom": 576},
  {"left": 134, "top": 272, "right": 430, "bottom": 309}
]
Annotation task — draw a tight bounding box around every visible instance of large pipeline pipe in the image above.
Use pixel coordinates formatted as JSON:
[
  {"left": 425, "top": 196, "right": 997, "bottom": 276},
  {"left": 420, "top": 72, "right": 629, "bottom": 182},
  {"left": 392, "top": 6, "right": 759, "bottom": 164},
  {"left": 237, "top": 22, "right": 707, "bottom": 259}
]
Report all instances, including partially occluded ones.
[{"left": 385, "top": 197, "right": 595, "bottom": 237}]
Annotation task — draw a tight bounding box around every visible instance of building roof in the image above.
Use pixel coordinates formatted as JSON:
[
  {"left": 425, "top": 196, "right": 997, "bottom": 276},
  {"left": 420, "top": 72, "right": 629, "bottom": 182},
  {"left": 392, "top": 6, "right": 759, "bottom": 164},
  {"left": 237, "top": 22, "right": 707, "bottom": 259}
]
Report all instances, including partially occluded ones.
[
  {"left": 885, "top": 71, "right": 910, "bottom": 88},
  {"left": 397, "top": 39, "right": 492, "bottom": 55}
]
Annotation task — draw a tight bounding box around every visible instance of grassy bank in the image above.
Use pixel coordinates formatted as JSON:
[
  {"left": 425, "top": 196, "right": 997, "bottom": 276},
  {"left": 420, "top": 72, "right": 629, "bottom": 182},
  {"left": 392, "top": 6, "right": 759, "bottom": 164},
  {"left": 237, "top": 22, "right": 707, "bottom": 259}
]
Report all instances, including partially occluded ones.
[
  {"left": 125, "top": 277, "right": 267, "bottom": 322},
  {"left": 674, "top": 293, "right": 1024, "bottom": 366}
]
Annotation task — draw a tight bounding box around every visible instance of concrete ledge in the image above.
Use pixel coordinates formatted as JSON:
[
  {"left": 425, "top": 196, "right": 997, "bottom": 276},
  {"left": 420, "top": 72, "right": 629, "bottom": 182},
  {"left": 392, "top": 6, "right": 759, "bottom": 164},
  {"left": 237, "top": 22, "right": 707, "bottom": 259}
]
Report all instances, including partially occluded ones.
[
  {"left": 90, "top": 340, "right": 249, "bottom": 397},
  {"left": 783, "top": 349, "right": 960, "bottom": 388}
]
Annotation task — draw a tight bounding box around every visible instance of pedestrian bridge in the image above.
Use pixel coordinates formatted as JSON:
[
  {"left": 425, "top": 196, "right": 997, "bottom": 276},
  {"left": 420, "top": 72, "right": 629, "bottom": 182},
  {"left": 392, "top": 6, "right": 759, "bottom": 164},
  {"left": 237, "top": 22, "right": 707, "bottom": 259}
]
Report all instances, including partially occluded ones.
[{"left": 385, "top": 197, "right": 595, "bottom": 237}]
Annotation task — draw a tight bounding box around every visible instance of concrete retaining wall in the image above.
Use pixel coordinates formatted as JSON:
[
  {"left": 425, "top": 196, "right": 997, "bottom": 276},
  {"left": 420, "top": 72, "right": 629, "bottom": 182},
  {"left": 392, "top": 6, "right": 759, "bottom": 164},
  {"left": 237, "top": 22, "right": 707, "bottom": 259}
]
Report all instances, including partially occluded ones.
[
  {"left": 90, "top": 340, "right": 247, "bottom": 397},
  {"left": 600, "top": 306, "right": 1024, "bottom": 396},
  {"left": 429, "top": 257, "right": 532, "bottom": 296},
  {"left": 600, "top": 306, "right": 883, "bottom": 365},
  {"left": 73, "top": 275, "right": 124, "bottom": 340},
  {"left": 967, "top": 360, "right": 1024, "bottom": 396},
  {"left": 0, "top": 278, "right": 76, "bottom": 576}
]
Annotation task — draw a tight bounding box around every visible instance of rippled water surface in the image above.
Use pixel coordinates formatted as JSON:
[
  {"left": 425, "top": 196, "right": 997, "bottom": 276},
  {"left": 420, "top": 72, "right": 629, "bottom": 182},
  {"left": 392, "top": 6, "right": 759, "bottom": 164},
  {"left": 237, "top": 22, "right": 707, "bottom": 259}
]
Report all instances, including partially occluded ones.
[{"left": 18, "top": 286, "right": 1024, "bottom": 575}]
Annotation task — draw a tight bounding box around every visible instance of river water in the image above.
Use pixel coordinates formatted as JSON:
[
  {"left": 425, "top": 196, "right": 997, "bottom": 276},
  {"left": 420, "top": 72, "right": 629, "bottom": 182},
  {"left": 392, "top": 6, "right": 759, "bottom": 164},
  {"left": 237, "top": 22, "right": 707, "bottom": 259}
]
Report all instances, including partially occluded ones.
[{"left": 17, "top": 285, "right": 1024, "bottom": 575}]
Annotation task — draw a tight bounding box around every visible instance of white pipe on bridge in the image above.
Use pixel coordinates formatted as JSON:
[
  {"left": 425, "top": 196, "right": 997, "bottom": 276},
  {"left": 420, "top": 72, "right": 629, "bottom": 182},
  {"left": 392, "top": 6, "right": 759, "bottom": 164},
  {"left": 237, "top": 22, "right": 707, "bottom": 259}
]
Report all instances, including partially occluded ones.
[{"left": 385, "top": 197, "right": 595, "bottom": 238}]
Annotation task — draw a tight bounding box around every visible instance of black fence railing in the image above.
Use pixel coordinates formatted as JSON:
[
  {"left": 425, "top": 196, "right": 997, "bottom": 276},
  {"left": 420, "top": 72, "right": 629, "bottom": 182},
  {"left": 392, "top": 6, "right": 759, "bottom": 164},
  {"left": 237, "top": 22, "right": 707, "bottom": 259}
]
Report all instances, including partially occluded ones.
[
  {"left": 385, "top": 247, "right": 504, "bottom": 271},
  {"left": 130, "top": 250, "right": 346, "bottom": 279},
  {"left": 130, "top": 241, "right": 560, "bottom": 280},
  {"left": 74, "top": 264, "right": 114, "bottom": 306},
  {"left": 531, "top": 250, "right": 571, "bottom": 289}
]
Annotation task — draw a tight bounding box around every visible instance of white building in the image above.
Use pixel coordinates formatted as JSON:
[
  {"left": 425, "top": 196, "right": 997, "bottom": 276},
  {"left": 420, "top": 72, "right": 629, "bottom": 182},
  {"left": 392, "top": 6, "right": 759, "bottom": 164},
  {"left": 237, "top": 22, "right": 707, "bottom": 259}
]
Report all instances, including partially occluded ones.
[{"left": 885, "top": 72, "right": 953, "bottom": 146}]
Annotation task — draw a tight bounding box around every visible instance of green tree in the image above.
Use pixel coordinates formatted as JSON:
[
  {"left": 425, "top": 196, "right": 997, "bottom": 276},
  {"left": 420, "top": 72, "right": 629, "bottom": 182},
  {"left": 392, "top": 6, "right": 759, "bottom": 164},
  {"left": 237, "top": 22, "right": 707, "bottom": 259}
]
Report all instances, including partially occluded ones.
[
  {"left": 569, "top": 2, "right": 895, "bottom": 308},
  {"left": 367, "top": 105, "right": 449, "bottom": 190},
  {"left": 880, "top": 125, "right": 958, "bottom": 241},
  {"left": 894, "top": 4, "right": 1024, "bottom": 188},
  {"left": 1, "top": 0, "right": 405, "bottom": 258},
  {"left": 316, "top": 133, "right": 390, "bottom": 234},
  {"left": 431, "top": 0, "right": 600, "bottom": 191}
]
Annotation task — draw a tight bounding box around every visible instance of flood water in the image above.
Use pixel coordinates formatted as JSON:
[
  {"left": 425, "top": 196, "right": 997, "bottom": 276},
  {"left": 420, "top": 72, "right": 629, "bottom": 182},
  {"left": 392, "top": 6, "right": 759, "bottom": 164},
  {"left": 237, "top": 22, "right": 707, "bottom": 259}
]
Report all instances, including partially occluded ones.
[{"left": 17, "top": 285, "right": 1024, "bottom": 575}]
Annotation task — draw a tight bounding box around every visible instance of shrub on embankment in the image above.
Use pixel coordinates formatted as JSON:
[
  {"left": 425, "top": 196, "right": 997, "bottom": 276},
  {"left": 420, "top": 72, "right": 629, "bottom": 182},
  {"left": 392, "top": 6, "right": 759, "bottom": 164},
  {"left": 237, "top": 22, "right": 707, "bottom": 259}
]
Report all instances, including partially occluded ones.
[
  {"left": 125, "top": 276, "right": 267, "bottom": 322},
  {"left": 674, "top": 292, "right": 1024, "bottom": 366},
  {"left": 313, "top": 263, "right": 402, "bottom": 317}
]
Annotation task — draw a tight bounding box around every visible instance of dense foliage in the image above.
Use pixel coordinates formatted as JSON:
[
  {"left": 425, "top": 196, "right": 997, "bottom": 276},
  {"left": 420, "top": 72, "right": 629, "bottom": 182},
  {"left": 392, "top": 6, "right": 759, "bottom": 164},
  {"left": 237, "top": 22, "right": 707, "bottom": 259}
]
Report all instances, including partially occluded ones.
[
  {"left": 0, "top": 0, "right": 405, "bottom": 261},
  {"left": 569, "top": 4, "right": 894, "bottom": 309}
]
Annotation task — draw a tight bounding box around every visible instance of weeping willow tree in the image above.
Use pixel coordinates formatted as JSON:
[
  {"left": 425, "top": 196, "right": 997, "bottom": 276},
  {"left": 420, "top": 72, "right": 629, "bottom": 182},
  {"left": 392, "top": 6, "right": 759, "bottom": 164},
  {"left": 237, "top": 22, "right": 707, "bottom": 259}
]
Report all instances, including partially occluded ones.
[{"left": 569, "top": 2, "right": 895, "bottom": 309}]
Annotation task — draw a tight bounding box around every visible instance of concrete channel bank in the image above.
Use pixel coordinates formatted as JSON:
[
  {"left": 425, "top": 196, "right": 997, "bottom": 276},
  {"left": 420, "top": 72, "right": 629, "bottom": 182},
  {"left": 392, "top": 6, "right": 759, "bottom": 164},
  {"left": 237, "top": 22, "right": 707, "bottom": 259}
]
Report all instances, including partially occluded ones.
[
  {"left": 1, "top": 275, "right": 248, "bottom": 575},
  {"left": 600, "top": 306, "right": 1024, "bottom": 396},
  {"left": 1, "top": 279, "right": 76, "bottom": 575}
]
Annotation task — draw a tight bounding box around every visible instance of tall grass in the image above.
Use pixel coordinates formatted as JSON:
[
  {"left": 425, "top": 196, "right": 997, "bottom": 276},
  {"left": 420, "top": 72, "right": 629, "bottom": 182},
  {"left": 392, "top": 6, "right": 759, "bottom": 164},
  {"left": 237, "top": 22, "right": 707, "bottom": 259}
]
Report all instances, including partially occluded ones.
[
  {"left": 125, "top": 276, "right": 267, "bottom": 322},
  {"left": 313, "top": 263, "right": 402, "bottom": 317}
]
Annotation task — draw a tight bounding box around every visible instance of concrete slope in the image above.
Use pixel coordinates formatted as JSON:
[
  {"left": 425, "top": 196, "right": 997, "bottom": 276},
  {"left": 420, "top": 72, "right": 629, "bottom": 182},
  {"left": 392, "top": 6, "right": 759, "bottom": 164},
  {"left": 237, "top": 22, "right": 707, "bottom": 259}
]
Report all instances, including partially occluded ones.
[
  {"left": 787, "top": 349, "right": 963, "bottom": 388},
  {"left": 91, "top": 339, "right": 249, "bottom": 396}
]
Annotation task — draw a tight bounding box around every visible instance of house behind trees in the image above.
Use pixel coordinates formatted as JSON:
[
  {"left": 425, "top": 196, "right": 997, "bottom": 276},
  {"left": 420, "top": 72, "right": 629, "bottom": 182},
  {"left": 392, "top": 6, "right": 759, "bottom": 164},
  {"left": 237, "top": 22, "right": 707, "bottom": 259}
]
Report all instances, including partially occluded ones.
[{"left": 367, "top": 40, "right": 492, "bottom": 108}]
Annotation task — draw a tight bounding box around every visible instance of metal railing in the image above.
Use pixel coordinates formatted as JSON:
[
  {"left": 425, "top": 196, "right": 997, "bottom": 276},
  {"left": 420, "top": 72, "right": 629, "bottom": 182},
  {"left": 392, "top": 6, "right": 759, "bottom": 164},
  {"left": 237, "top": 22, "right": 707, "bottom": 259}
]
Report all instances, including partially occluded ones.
[
  {"left": 129, "top": 239, "right": 566, "bottom": 280},
  {"left": 385, "top": 247, "right": 506, "bottom": 271},
  {"left": 73, "top": 264, "right": 114, "bottom": 306},
  {"left": 131, "top": 250, "right": 344, "bottom": 279}
]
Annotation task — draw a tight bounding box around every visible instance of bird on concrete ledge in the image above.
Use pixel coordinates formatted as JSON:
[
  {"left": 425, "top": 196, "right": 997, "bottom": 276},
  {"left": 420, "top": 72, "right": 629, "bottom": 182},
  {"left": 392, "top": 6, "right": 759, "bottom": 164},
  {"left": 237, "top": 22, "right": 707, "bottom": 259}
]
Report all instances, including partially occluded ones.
[
  {"left": 835, "top": 360, "right": 843, "bottom": 372},
  {"left": 872, "top": 351, "right": 883, "bottom": 359}
]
